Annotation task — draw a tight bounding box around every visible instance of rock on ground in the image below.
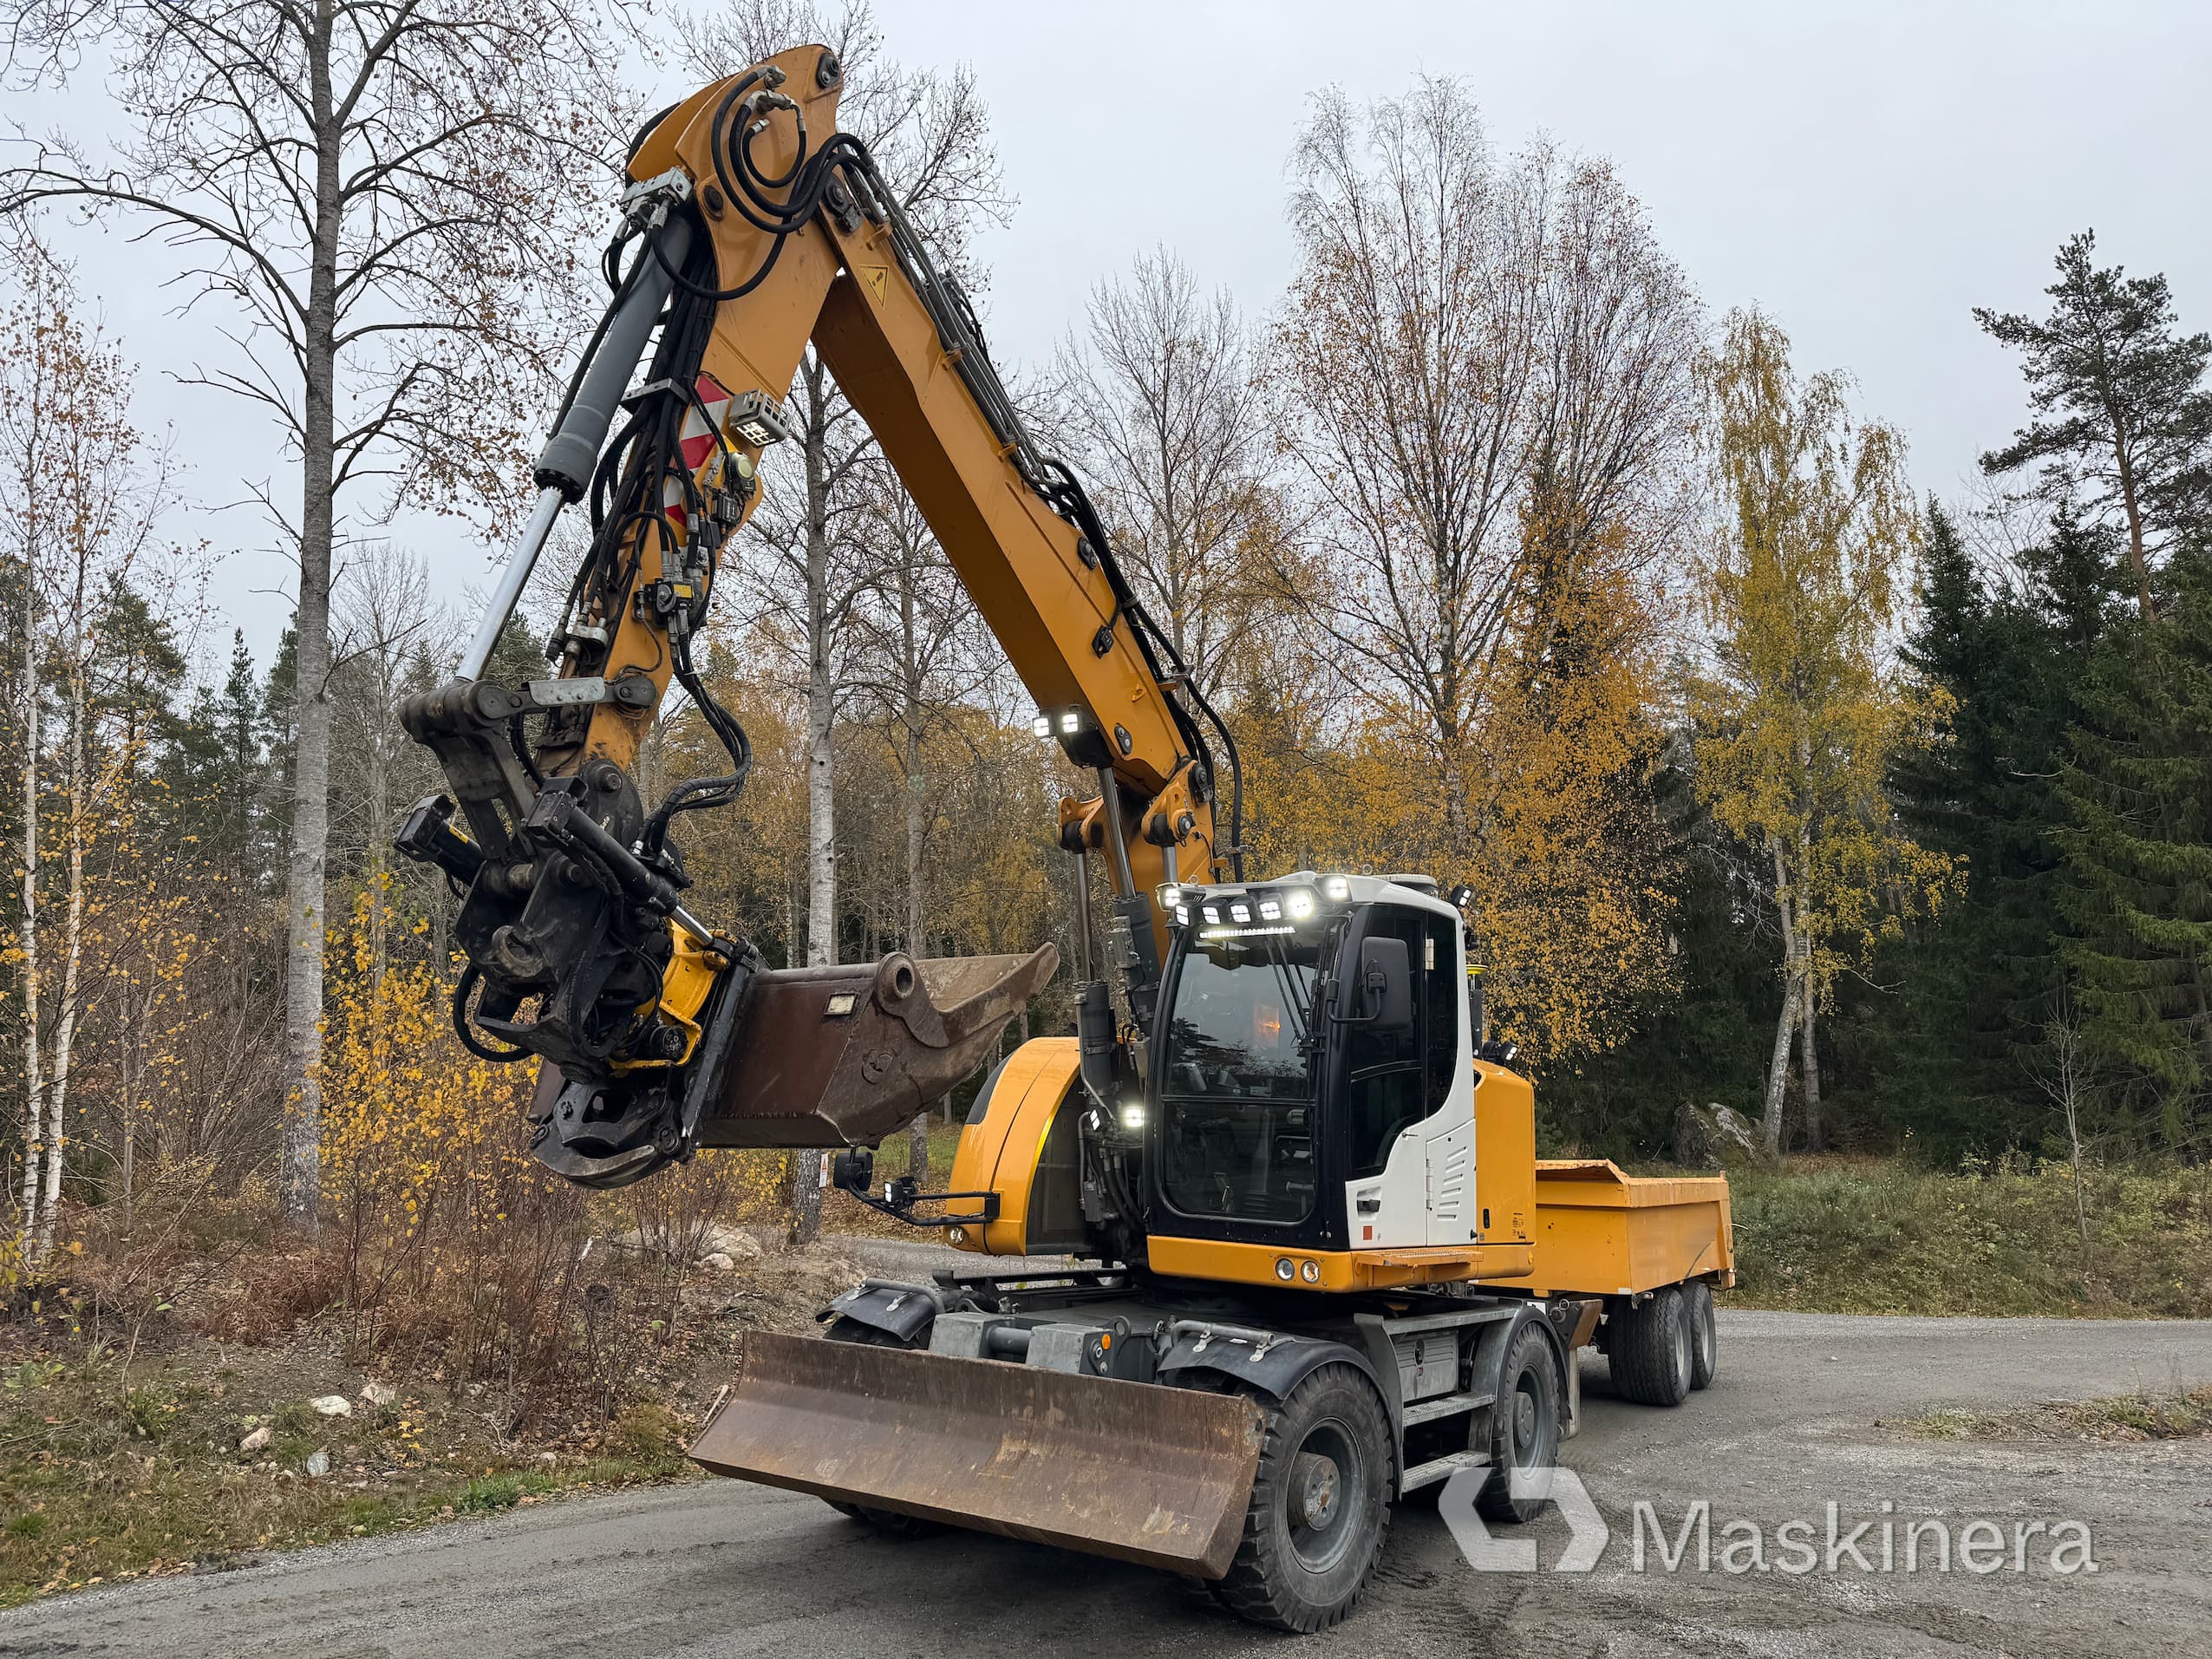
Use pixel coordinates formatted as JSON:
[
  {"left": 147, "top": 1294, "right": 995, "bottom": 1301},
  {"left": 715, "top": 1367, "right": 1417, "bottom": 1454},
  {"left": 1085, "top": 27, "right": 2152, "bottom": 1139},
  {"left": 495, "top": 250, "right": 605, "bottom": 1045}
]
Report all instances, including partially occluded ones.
[{"left": 1673, "top": 1101, "right": 1763, "bottom": 1169}]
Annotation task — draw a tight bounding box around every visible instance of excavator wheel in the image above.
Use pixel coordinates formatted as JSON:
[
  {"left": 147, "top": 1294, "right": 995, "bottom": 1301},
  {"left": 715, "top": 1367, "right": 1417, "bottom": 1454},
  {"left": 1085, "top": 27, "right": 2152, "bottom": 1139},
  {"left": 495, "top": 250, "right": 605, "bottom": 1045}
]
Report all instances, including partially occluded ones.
[
  {"left": 819, "top": 1323, "right": 948, "bottom": 1541},
  {"left": 1475, "top": 1324, "right": 1563, "bottom": 1523},
  {"left": 1210, "top": 1364, "right": 1393, "bottom": 1633}
]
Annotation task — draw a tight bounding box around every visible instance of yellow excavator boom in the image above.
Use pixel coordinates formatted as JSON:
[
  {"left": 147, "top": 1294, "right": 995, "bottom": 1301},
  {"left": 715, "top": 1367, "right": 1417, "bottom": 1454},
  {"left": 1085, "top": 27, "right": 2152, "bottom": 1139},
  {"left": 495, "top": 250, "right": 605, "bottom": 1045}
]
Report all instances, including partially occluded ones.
[{"left": 401, "top": 44, "right": 1231, "bottom": 1187}]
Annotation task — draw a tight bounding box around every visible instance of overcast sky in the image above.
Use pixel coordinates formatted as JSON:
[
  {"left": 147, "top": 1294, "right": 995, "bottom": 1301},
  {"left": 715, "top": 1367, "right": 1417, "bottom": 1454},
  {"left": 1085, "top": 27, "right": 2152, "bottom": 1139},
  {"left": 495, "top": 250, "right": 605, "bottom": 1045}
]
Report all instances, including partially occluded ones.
[{"left": 19, "top": 1, "right": 2211, "bottom": 674}]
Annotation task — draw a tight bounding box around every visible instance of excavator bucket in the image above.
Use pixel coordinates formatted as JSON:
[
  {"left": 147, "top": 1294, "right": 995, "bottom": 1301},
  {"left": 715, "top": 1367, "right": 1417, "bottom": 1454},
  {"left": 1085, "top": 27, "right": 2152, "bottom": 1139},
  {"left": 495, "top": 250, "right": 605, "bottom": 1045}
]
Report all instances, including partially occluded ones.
[
  {"left": 528, "top": 944, "right": 1058, "bottom": 1190},
  {"left": 692, "top": 1330, "right": 1267, "bottom": 1577},
  {"left": 695, "top": 944, "right": 1058, "bottom": 1150}
]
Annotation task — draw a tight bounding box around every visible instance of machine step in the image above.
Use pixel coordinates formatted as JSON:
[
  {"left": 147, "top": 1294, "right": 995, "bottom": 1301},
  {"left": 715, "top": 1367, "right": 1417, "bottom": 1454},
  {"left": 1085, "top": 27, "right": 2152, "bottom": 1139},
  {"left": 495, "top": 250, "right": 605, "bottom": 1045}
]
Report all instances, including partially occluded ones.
[
  {"left": 1402, "top": 1389, "right": 1493, "bottom": 1428},
  {"left": 1400, "top": 1450, "right": 1490, "bottom": 1493}
]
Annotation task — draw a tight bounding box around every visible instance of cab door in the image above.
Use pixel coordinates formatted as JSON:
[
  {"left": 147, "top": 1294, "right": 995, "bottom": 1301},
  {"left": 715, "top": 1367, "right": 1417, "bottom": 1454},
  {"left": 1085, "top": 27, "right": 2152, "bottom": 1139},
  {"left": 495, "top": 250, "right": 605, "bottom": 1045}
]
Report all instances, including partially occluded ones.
[
  {"left": 1418, "top": 913, "right": 1478, "bottom": 1245},
  {"left": 1337, "top": 904, "right": 1469, "bottom": 1249}
]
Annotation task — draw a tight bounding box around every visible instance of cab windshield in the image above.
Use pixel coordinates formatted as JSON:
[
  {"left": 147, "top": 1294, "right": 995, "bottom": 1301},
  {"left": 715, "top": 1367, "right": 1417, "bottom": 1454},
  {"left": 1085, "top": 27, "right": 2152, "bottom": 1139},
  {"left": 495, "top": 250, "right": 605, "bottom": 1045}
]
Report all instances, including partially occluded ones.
[{"left": 1156, "top": 927, "right": 1330, "bottom": 1225}]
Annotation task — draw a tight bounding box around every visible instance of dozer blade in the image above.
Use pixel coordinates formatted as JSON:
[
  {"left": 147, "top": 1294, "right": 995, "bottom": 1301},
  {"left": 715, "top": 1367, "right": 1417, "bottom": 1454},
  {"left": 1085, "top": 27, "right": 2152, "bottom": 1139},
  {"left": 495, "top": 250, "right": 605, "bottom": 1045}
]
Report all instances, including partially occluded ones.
[
  {"left": 693, "top": 944, "right": 1059, "bottom": 1150},
  {"left": 693, "top": 1330, "right": 1266, "bottom": 1578}
]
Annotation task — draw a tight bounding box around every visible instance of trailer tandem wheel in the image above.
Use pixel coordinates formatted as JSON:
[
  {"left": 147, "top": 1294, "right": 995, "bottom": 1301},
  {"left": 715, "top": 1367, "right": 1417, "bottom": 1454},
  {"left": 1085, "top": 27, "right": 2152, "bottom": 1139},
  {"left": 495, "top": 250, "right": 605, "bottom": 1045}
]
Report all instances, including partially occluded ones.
[
  {"left": 1684, "top": 1279, "right": 1718, "bottom": 1390},
  {"left": 1607, "top": 1285, "right": 1693, "bottom": 1407}
]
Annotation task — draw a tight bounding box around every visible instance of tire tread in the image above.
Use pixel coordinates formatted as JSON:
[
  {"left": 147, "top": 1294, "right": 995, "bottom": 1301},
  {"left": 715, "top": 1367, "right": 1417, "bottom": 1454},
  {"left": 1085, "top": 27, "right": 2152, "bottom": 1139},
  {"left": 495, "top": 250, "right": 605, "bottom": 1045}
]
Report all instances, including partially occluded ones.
[
  {"left": 1475, "top": 1324, "right": 1563, "bottom": 1522},
  {"left": 1609, "top": 1286, "right": 1692, "bottom": 1407},
  {"left": 1686, "top": 1280, "right": 1718, "bottom": 1391},
  {"left": 1210, "top": 1364, "right": 1394, "bottom": 1633}
]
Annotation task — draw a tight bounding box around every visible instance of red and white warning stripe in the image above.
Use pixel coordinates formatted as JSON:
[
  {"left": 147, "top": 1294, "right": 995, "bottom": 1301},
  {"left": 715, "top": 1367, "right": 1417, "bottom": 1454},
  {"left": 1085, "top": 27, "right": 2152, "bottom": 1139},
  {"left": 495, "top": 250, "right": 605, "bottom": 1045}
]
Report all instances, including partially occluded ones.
[{"left": 662, "top": 374, "right": 735, "bottom": 531}]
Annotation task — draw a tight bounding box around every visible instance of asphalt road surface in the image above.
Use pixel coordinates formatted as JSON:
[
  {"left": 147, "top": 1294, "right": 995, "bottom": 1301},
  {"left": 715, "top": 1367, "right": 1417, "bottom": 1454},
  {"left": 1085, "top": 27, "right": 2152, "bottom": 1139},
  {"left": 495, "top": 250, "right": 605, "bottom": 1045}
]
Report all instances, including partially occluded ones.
[{"left": 10, "top": 1239, "right": 2210, "bottom": 1658}]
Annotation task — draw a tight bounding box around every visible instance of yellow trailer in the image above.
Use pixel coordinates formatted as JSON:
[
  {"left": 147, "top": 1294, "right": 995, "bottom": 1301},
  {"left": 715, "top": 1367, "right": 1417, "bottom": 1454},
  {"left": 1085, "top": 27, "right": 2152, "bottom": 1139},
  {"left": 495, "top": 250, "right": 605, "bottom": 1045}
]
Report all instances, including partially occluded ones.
[{"left": 1528, "top": 1159, "right": 1736, "bottom": 1298}]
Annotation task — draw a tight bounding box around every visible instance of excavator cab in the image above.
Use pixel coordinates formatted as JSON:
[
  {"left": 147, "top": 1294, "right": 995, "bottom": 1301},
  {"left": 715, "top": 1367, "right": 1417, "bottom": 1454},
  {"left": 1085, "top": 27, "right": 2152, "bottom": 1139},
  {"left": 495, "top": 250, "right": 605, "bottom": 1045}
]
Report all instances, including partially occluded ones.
[{"left": 1150, "top": 877, "right": 1431, "bottom": 1249}]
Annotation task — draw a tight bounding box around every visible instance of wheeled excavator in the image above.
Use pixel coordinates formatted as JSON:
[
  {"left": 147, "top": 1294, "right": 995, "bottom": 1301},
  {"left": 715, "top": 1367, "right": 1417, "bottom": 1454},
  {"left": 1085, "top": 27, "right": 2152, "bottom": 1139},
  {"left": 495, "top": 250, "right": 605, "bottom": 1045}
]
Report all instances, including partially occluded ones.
[{"left": 401, "top": 46, "right": 1735, "bottom": 1632}]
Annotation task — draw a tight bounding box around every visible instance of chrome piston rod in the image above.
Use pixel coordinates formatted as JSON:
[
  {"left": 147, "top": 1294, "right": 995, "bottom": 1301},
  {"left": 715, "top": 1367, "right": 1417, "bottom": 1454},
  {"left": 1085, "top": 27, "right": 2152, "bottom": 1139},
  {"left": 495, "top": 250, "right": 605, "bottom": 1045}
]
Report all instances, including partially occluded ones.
[{"left": 460, "top": 486, "right": 563, "bottom": 682}]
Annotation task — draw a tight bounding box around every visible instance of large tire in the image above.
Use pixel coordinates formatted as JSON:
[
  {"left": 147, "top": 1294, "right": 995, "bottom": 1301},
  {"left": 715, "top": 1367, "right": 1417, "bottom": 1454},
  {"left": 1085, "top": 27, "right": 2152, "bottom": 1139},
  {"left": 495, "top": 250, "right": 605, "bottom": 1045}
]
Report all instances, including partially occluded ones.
[
  {"left": 1608, "top": 1286, "right": 1693, "bottom": 1407},
  {"left": 1685, "top": 1279, "right": 1718, "bottom": 1391},
  {"left": 1476, "top": 1324, "right": 1563, "bottom": 1522},
  {"left": 1213, "top": 1364, "right": 1393, "bottom": 1633},
  {"left": 822, "top": 1322, "right": 947, "bottom": 1540}
]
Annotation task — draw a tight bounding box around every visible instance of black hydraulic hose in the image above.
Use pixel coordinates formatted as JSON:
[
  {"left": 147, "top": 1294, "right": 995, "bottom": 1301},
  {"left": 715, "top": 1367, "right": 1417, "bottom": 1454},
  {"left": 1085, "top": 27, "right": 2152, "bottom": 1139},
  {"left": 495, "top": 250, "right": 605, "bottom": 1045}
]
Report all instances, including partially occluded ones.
[
  {"left": 736, "top": 107, "right": 808, "bottom": 192},
  {"left": 507, "top": 712, "right": 545, "bottom": 787},
  {"left": 453, "top": 965, "right": 531, "bottom": 1063},
  {"left": 644, "top": 216, "right": 793, "bottom": 304},
  {"left": 627, "top": 101, "right": 682, "bottom": 165}
]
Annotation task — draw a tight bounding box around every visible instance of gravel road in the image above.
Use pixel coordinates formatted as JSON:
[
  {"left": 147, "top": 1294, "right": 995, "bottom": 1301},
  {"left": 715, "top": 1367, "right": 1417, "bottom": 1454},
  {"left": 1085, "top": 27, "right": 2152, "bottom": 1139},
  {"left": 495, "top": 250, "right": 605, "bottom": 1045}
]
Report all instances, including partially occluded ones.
[{"left": 10, "top": 1239, "right": 2209, "bottom": 1658}]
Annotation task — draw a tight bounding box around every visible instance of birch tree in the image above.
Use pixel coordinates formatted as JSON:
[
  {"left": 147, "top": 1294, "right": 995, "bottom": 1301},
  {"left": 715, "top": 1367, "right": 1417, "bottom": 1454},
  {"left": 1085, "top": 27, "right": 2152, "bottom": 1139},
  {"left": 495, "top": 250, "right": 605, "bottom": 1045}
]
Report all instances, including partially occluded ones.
[
  {"left": 1691, "top": 308, "right": 1952, "bottom": 1157},
  {"left": 1054, "top": 249, "right": 1271, "bottom": 700},
  {"left": 2, "top": 0, "right": 630, "bottom": 1228},
  {"left": 845, "top": 480, "right": 989, "bottom": 1177},
  {"left": 0, "top": 245, "right": 174, "bottom": 1258},
  {"left": 1266, "top": 82, "right": 1698, "bottom": 862},
  {"left": 330, "top": 544, "right": 440, "bottom": 989},
  {"left": 1260, "top": 82, "right": 1698, "bottom": 1061},
  {"left": 1265, "top": 80, "right": 1539, "bottom": 855}
]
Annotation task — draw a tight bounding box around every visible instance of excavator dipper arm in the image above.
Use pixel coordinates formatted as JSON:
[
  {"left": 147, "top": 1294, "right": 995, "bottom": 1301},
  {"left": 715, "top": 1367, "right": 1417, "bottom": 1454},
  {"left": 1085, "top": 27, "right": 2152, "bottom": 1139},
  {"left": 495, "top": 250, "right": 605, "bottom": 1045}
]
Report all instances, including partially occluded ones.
[{"left": 399, "top": 46, "right": 1236, "bottom": 1187}]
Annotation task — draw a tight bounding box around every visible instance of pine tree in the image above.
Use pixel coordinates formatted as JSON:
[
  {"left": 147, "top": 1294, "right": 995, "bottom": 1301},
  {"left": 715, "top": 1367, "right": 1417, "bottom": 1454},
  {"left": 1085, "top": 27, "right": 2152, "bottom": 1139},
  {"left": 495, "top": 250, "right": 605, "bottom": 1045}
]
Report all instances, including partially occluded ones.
[
  {"left": 159, "top": 630, "right": 273, "bottom": 887},
  {"left": 1977, "top": 231, "right": 2212, "bottom": 621},
  {"left": 1881, "top": 505, "right": 2119, "bottom": 1154},
  {"left": 2055, "top": 545, "right": 2212, "bottom": 1152}
]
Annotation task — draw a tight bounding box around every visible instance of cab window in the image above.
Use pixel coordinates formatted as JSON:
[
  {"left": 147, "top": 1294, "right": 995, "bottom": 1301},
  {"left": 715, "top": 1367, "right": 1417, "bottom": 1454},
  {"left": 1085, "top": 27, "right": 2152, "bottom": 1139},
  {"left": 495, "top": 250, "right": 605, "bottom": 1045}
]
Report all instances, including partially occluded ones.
[{"left": 1341, "top": 906, "right": 1427, "bottom": 1178}]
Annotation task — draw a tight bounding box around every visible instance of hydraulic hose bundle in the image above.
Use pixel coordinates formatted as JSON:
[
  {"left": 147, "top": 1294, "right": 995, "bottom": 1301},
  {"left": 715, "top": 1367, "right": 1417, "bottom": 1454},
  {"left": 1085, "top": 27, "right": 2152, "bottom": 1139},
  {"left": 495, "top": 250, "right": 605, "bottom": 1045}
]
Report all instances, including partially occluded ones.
[{"left": 545, "top": 67, "right": 1246, "bottom": 879}]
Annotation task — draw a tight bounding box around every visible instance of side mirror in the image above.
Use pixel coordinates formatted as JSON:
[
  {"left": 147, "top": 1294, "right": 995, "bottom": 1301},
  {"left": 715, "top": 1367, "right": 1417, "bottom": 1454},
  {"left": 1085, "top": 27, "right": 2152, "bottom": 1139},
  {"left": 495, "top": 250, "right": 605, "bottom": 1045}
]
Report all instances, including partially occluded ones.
[{"left": 1354, "top": 937, "right": 1413, "bottom": 1033}]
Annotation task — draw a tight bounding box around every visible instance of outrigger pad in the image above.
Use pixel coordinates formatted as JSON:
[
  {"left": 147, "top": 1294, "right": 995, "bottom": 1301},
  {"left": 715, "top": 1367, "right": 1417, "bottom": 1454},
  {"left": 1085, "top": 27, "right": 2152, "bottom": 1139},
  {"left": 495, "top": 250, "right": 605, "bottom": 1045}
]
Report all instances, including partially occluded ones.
[
  {"left": 693, "top": 1330, "right": 1266, "bottom": 1577},
  {"left": 693, "top": 944, "right": 1057, "bottom": 1150}
]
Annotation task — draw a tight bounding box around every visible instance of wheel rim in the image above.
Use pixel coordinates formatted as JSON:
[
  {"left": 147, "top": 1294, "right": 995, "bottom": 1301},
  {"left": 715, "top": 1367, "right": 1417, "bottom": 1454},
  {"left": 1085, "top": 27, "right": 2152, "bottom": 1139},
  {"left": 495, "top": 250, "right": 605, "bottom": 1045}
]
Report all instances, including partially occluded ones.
[
  {"left": 1510, "top": 1375, "right": 1547, "bottom": 1465},
  {"left": 1672, "top": 1303, "right": 1693, "bottom": 1386},
  {"left": 1283, "top": 1417, "right": 1363, "bottom": 1572},
  {"left": 1698, "top": 1302, "right": 1716, "bottom": 1375}
]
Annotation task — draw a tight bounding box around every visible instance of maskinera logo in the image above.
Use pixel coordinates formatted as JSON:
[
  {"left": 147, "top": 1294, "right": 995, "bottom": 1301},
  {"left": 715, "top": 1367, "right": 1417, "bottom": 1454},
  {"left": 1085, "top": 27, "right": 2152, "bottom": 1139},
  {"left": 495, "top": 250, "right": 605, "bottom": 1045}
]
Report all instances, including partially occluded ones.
[
  {"left": 1439, "top": 1465, "right": 1608, "bottom": 1572},
  {"left": 1438, "top": 1466, "right": 2099, "bottom": 1577}
]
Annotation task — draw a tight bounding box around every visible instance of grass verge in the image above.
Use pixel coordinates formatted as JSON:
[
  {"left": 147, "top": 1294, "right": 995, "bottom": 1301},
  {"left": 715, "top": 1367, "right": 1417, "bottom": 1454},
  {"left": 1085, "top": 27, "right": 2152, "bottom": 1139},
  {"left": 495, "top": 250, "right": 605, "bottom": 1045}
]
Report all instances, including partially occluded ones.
[
  {"left": 1909, "top": 1385, "right": 2212, "bottom": 1442},
  {"left": 1719, "top": 1156, "right": 2212, "bottom": 1318},
  {"left": 0, "top": 1349, "right": 699, "bottom": 1607}
]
